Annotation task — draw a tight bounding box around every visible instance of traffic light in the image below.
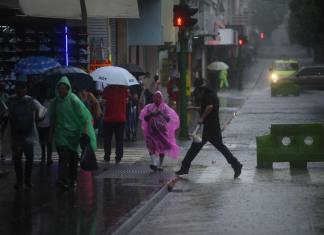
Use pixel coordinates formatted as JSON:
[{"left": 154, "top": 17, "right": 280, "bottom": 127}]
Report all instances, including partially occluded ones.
[
  {"left": 238, "top": 35, "right": 248, "bottom": 46},
  {"left": 239, "top": 38, "right": 244, "bottom": 46},
  {"left": 173, "top": 4, "right": 198, "bottom": 28},
  {"left": 260, "top": 32, "right": 265, "bottom": 40}
]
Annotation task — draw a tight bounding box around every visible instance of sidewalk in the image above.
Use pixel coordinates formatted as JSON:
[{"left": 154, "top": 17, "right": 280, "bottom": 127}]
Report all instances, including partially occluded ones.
[{"left": 0, "top": 151, "right": 177, "bottom": 235}]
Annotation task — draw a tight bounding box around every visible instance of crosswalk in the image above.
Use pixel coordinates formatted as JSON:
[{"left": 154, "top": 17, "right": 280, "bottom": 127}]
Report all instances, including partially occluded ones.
[
  {"left": 96, "top": 147, "right": 148, "bottom": 163},
  {"left": 44, "top": 147, "right": 149, "bottom": 164}
]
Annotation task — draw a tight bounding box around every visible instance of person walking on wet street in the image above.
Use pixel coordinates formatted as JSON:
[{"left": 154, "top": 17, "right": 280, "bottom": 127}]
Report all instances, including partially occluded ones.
[
  {"left": 37, "top": 88, "right": 53, "bottom": 166},
  {"left": 102, "top": 85, "right": 128, "bottom": 163},
  {"left": 79, "top": 88, "right": 102, "bottom": 129},
  {"left": 7, "top": 81, "right": 46, "bottom": 190},
  {"left": 219, "top": 69, "right": 229, "bottom": 89},
  {"left": 140, "top": 91, "right": 180, "bottom": 171},
  {"left": 126, "top": 83, "right": 142, "bottom": 142},
  {"left": 176, "top": 85, "right": 242, "bottom": 178},
  {"left": 0, "top": 82, "right": 9, "bottom": 161},
  {"left": 50, "top": 76, "right": 96, "bottom": 190}
]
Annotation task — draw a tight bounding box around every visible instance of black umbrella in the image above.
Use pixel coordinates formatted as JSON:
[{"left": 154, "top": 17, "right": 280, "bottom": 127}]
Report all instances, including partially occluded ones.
[
  {"left": 118, "top": 64, "right": 146, "bottom": 77},
  {"left": 41, "top": 66, "right": 96, "bottom": 93}
]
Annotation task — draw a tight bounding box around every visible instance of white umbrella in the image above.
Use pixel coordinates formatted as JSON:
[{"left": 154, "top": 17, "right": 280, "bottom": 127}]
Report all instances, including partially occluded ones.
[
  {"left": 207, "top": 61, "right": 229, "bottom": 71},
  {"left": 90, "top": 66, "right": 139, "bottom": 87}
]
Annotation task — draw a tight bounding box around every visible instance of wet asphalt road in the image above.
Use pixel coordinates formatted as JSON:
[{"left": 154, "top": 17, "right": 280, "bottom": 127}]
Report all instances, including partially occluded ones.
[{"left": 129, "top": 23, "right": 324, "bottom": 235}]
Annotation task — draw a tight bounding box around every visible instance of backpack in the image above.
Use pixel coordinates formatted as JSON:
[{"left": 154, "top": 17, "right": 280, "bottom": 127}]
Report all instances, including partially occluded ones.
[{"left": 9, "top": 97, "right": 35, "bottom": 138}]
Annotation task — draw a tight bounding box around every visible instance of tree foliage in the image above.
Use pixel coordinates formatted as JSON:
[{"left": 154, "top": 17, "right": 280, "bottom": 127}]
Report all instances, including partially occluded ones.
[
  {"left": 288, "top": 0, "right": 324, "bottom": 47},
  {"left": 249, "top": 0, "right": 289, "bottom": 36}
]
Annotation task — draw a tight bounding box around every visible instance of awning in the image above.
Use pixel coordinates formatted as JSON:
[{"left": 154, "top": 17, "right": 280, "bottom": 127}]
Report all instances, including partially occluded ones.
[{"left": 18, "top": 0, "right": 139, "bottom": 19}]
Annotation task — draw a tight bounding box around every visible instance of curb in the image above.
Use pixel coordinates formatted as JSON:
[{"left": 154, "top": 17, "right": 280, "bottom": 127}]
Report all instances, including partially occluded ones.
[{"left": 111, "top": 176, "right": 179, "bottom": 235}]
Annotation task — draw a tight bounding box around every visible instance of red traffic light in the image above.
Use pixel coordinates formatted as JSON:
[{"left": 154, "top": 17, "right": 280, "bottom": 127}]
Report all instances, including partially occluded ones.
[
  {"left": 173, "top": 4, "right": 198, "bottom": 28},
  {"left": 175, "top": 16, "right": 184, "bottom": 27},
  {"left": 238, "top": 35, "right": 248, "bottom": 46},
  {"left": 260, "top": 32, "right": 265, "bottom": 40}
]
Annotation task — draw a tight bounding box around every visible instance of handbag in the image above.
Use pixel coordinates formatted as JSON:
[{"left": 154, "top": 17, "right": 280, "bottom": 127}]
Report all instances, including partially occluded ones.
[
  {"left": 80, "top": 144, "right": 98, "bottom": 171},
  {"left": 190, "top": 124, "right": 202, "bottom": 144}
]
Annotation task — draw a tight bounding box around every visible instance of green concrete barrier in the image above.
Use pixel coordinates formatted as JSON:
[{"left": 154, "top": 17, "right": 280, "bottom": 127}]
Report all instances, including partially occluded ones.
[
  {"left": 271, "top": 81, "right": 300, "bottom": 97},
  {"left": 256, "top": 123, "right": 324, "bottom": 168}
]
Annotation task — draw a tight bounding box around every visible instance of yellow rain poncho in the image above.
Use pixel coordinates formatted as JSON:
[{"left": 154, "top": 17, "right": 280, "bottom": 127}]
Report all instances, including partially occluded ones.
[{"left": 50, "top": 76, "right": 96, "bottom": 152}]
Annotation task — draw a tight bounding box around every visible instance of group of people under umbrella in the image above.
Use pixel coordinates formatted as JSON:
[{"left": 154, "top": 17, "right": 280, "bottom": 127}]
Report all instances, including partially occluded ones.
[{"left": 0, "top": 56, "right": 242, "bottom": 190}]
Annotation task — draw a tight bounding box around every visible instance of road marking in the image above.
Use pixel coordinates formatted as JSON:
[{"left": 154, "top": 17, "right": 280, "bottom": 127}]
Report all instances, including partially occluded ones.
[{"left": 42, "top": 147, "right": 148, "bottom": 164}]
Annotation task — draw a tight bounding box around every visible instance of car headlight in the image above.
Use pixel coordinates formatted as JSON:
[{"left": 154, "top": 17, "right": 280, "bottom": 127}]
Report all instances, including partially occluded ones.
[{"left": 271, "top": 73, "right": 278, "bottom": 83}]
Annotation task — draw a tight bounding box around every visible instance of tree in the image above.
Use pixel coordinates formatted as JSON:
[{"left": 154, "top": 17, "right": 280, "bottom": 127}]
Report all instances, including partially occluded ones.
[
  {"left": 249, "top": 0, "right": 289, "bottom": 36},
  {"left": 288, "top": 0, "right": 324, "bottom": 62},
  {"left": 288, "top": 0, "right": 324, "bottom": 46}
]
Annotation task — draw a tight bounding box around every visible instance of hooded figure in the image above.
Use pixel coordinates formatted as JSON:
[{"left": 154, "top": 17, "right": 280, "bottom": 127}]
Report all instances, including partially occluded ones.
[
  {"left": 139, "top": 91, "right": 180, "bottom": 171},
  {"left": 50, "top": 76, "right": 96, "bottom": 189}
]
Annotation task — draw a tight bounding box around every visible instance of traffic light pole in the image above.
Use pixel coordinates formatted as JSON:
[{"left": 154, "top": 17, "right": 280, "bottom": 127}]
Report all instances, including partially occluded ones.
[
  {"left": 178, "top": 28, "right": 189, "bottom": 139},
  {"left": 173, "top": 1, "right": 198, "bottom": 139}
]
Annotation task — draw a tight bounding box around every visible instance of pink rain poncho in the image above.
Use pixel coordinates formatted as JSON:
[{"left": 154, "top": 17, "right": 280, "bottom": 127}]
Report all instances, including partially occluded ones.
[{"left": 139, "top": 91, "right": 180, "bottom": 159}]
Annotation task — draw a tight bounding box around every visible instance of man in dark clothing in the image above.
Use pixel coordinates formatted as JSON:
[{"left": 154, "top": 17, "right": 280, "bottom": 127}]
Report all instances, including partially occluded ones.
[
  {"left": 176, "top": 86, "right": 242, "bottom": 178},
  {"left": 7, "top": 81, "right": 45, "bottom": 189},
  {"left": 126, "top": 84, "right": 142, "bottom": 142}
]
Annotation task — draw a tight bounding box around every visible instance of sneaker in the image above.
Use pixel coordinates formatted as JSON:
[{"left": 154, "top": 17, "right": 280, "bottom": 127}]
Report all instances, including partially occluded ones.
[
  {"left": 234, "top": 163, "right": 242, "bottom": 179},
  {"left": 115, "top": 156, "right": 122, "bottom": 164},
  {"left": 175, "top": 168, "right": 189, "bottom": 176},
  {"left": 104, "top": 155, "right": 110, "bottom": 162},
  {"left": 150, "top": 164, "right": 157, "bottom": 171},
  {"left": 157, "top": 167, "right": 164, "bottom": 172}
]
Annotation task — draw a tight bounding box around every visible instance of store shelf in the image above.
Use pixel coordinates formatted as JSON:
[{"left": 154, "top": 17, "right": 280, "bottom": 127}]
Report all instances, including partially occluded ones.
[{"left": 0, "top": 21, "right": 89, "bottom": 76}]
